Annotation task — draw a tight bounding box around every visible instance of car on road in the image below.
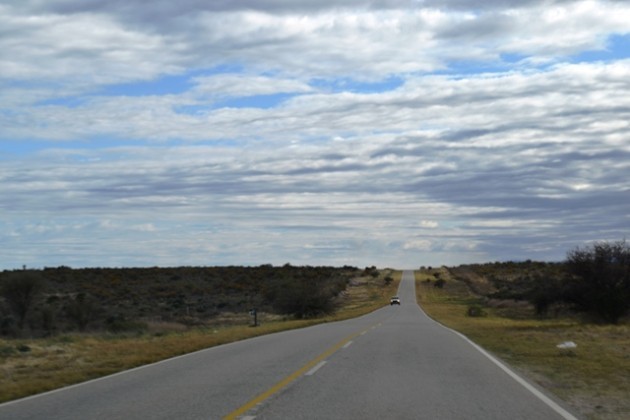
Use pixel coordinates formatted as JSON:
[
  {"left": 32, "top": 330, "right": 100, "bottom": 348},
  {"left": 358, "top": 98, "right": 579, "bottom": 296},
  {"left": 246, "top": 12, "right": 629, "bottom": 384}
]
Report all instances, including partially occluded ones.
[{"left": 390, "top": 296, "right": 401, "bottom": 305}]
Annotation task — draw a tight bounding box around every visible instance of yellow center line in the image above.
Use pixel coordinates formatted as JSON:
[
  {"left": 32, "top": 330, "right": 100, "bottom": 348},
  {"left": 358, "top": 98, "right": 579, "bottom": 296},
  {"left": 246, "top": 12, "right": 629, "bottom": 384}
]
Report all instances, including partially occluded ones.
[{"left": 223, "top": 325, "right": 376, "bottom": 419}]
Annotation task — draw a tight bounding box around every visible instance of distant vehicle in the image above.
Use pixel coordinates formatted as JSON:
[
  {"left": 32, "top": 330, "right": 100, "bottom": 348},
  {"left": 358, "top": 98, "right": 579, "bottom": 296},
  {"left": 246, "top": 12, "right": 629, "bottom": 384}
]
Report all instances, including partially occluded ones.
[{"left": 390, "top": 296, "right": 401, "bottom": 305}]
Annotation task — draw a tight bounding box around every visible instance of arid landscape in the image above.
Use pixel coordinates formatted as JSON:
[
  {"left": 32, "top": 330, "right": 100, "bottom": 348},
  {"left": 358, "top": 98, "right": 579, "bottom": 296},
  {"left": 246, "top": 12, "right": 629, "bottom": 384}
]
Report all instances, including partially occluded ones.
[{"left": 1, "top": 253, "right": 628, "bottom": 419}]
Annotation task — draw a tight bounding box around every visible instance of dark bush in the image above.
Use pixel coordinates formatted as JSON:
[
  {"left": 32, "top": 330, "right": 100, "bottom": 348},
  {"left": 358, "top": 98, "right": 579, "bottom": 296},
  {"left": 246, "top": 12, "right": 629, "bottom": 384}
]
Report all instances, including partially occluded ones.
[
  {"left": 0, "top": 345, "right": 16, "bottom": 357},
  {"left": 106, "top": 315, "right": 147, "bottom": 333},
  {"left": 17, "top": 344, "right": 31, "bottom": 353},
  {"left": 39, "top": 305, "right": 58, "bottom": 336},
  {"left": 65, "top": 294, "right": 100, "bottom": 331},
  {"left": 467, "top": 305, "right": 486, "bottom": 317},
  {"left": 264, "top": 268, "right": 347, "bottom": 318},
  {"left": 434, "top": 278, "right": 446, "bottom": 289},
  {"left": 0, "top": 271, "right": 43, "bottom": 332},
  {"left": 525, "top": 274, "right": 564, "bottom": 317},
  {"left": 563, "top": 240, "right": 630, "bottom": 323}
]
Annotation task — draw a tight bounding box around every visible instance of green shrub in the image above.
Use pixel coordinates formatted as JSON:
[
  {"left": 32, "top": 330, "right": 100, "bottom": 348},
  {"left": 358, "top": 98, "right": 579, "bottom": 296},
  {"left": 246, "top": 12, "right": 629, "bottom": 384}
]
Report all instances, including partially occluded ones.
[
  {"left": 467, "top": 305, "right": 486, "bottom": 317},
  {"left": 17, "top": 344, "right": 31, "bottom": 353},
  {"left": 106, "top": 315, "right": 147, "bottom": 333},
  {"left": 0, "top": 345, "right": 16, "bottom": 357}
]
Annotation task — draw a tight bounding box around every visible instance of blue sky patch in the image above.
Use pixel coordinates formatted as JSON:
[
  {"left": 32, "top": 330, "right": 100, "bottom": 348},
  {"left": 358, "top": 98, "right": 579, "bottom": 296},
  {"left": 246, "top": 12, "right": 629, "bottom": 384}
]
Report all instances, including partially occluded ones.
[
  {"left": 571, "top": 34, "right": 630, "bottom": 63},
  {"left": 500, "top": 53, "right": 530, "bottom": 64},
  {"left": 310, "top": 77, "right": 404, "bottom": 93},
  {"left": 214, "top": 92, "right": 298, "bottom": 109},
  {"left": 35, "top": 96, "right": 87, "bottom": 108},
  {"left": 432, "top": 56, "right": 531, "bottom": 77},
  {"left": 98, "top": 73, "right": 194, "bottom": 97},
  {"left": 175, "top": 92, "right": 300, "bottom": 114}
]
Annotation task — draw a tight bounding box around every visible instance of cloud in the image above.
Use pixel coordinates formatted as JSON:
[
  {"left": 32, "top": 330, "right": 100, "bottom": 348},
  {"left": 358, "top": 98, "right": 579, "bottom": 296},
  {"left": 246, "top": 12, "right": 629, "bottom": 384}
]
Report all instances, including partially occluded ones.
[
  {"left": 4, "top": 0, "right": 628, "bottom": 92},
  {"left": 403, "top": 239, "right": 433, "bottom": 251},
  {"left": 5, "top": 59, "right": 629, "bottom": 146},
  {"left": 419, "top": 220, "right": 439, "bottom": 228},
  {"left": 0, "top": 4, "right": 179, "bottom": 84},
  {"left": 1, "top": 1, "right": 629, "bottom": 269}
]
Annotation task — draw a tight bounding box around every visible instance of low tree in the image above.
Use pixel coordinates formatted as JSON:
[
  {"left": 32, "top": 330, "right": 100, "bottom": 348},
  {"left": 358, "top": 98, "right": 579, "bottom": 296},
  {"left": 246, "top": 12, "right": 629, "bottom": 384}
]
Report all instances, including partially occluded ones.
[
  {"left": 40, "top": 305, "right": 58, "bottom": 336},
  {"left": 525, "top": 273, "right": 564, "bottom": 317},
  {"left": 65, "top": 293, "right": 100, "bottom": 331},
  {"left": 0, "top": 271, "right": 43, "bottom": 332},
  {"left": 264, "top": 269, "right": 343, "bottom": 318},
  {"left": 563, "top": 240, "right": 630, "bottom": 323}
]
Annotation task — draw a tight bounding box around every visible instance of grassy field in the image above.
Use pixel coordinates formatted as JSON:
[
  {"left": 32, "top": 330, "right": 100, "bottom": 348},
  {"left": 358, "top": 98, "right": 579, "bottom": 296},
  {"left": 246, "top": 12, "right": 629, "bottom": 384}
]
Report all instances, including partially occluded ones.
[
  {"left": 415, "top": 269, "right": 630, "bottom": 420},
  {"left": 0, "top": 270, "right": 401, "bottom": 403}
]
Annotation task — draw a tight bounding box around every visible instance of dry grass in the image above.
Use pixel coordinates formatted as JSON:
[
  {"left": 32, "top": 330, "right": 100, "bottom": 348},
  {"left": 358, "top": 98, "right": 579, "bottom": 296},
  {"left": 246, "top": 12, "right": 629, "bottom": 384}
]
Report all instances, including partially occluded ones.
[
  {"left": 415, "top": 270, "right": 630, "bottom": 420},
  {"left": 0, "top": 270, "right": 400, "bottom": 403}
]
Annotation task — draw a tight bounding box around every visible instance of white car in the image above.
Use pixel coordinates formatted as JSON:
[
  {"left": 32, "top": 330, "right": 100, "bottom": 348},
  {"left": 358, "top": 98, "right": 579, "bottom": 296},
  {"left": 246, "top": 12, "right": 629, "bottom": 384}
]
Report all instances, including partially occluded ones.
[{"left": 390, "top": 296, "right": 401, "bottom": 305}]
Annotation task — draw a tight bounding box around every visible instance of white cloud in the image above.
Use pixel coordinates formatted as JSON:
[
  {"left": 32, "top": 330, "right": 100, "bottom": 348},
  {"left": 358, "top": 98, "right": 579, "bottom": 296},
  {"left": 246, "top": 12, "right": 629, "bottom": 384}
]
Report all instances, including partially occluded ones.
[
  {"left": 4, "top": 1, "right": 628, "bottom": 91},
  {"left": 0, "top": 5, "right": 179, "bottom": 84},
  {"left": 403, "top": 239, "right": 433, "bottom": 251},
  {"left": 4, "top": 59, "right": 629, "bottom": 146},
  {"left": 419, "top": 220, "right": 439, "bottom": 228},
  {"left": 1, "top": 0, "right": 629, "bottom": 269}
]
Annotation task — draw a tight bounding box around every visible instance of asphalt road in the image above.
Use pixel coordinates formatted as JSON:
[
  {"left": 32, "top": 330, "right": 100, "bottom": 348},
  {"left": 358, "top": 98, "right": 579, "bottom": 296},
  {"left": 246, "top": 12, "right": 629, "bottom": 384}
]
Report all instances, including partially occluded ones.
[{"left": 0, "top": 271, "right": 579, "bottom": 419}]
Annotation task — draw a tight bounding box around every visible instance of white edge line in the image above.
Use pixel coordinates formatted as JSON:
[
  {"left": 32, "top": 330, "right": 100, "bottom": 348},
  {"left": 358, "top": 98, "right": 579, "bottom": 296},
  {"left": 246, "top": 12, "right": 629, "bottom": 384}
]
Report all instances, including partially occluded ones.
[
  {"left": 419, "top": 309, "right": 579, "bottom": 420},
  {"left": 342, "top": 341, "right": 353, "bottom": 349},
  {"left": 304, "top": 361, "right": 327, "bottom": 376}
]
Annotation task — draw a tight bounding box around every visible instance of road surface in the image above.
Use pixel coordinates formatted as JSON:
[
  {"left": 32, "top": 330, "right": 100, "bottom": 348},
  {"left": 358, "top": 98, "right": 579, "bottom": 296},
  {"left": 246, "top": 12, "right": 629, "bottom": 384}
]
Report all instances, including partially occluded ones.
[{"left": 0, "top": 271, "right": 578, "bottom": 419}]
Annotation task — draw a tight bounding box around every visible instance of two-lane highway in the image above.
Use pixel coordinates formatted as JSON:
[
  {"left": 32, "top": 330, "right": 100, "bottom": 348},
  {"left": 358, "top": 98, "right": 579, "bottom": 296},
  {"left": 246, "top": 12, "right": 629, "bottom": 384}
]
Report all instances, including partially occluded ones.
[
  {"left": 244, "top": 271, "right": 578, "bottom": 419},
  {"left": 0, "top": 271, "right": 578, "bottom": 419}
]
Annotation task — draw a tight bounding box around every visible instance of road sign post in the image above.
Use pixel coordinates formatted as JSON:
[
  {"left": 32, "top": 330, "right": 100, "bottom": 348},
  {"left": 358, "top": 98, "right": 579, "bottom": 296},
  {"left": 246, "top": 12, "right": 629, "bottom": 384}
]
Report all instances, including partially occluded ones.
[{"left": 249, "top": 308, "right": 258, "bottom": 327}]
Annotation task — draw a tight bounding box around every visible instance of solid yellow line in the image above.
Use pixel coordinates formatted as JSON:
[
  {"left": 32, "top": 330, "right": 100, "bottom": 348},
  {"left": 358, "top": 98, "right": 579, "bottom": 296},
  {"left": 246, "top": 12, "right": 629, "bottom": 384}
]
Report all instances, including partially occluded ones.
[{"left": 223, "top": 328, "right": 370, "bottom": 420}]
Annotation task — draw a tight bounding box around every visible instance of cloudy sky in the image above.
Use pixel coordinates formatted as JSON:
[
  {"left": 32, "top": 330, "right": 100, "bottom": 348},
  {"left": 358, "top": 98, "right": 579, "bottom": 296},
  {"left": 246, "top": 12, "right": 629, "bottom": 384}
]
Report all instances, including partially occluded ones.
[{"left": 1, "top": 0, "right": 629, "bottom": 270}]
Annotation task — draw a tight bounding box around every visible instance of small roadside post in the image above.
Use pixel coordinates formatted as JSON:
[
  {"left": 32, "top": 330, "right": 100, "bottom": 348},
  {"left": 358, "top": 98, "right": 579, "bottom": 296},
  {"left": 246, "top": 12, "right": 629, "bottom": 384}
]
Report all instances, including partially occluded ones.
[{"left": 249, "top": 308, "right": 258, "bottom": 327}]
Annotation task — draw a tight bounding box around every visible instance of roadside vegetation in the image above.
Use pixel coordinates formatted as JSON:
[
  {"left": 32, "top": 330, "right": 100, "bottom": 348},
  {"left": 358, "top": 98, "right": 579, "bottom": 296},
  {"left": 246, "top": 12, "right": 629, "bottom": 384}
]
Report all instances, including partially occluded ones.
[
  {"left": 416, "top": 241, "right": 630, "bottom": 420},
  {"left": 0, "top": 265, "right": 362, "bottom": 338},
  {"left": 0, "top": 266, "right": 400, "bottom": 403}
]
